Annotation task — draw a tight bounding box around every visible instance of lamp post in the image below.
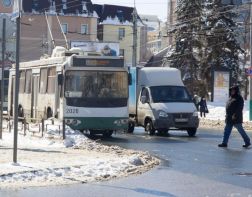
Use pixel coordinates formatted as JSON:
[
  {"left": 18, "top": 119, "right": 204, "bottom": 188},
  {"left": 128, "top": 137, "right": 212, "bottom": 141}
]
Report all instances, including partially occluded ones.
[{"left": 249, "top": 1, "right": 252, "bottom": 121}]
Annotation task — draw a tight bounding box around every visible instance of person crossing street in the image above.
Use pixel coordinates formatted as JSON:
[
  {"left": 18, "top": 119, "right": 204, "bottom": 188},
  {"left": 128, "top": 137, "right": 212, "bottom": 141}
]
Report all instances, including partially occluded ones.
[{"left": 218, "top": 85, "right": 251, "bottom": 148}]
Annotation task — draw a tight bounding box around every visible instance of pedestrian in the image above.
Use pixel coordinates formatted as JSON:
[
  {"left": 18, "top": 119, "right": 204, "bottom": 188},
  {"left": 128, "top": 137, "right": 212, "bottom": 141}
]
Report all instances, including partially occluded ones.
[
  {"left": 199, "top": 96, "right": 208, "bottom": 117},
  {"left": 218, "top": 85, "right": 251, "bottom": 148}
]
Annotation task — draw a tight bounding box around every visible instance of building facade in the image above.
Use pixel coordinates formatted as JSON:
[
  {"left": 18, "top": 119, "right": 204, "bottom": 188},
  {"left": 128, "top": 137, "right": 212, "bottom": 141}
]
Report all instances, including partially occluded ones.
[
  {"left": 0, "top": 0, "right": 98, "bottom": 61},
  {"left": 163, "top": 0, "right": 177, "bottom": 48},
  {"left": 94, "top": 4, "right": 147, "bottom": 67}
]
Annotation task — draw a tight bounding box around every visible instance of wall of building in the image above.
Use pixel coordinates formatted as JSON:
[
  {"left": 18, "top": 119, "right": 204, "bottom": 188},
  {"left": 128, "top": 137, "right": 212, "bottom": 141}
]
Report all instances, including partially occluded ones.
[
  {"left": 20, "top": 15, "right": 97, "bottom": 61},
  {"left": 100, "top": 24, "right": 142, "bottom": 67}
]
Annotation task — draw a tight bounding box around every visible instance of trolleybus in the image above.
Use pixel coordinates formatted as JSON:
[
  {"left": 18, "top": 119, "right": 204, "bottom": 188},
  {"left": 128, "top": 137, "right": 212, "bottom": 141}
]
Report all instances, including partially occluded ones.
[{"left": 8, "top": 47, "right": 129, "bottom": 137}]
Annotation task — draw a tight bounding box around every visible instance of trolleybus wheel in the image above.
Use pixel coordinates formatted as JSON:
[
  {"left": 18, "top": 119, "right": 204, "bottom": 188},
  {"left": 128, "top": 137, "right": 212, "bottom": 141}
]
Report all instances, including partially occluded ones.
[
  {"left": 127, "top": 121, "right": 135, "bottom": 133},
  {"left": 103, "top": 130, "right": 113, "bottom": 138}
]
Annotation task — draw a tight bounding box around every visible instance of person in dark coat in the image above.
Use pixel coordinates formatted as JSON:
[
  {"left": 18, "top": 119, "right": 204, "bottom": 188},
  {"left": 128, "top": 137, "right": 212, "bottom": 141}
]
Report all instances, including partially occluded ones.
[
  {"left": 218, "top": 85, "right": 251, "bottom": 148},
  {"left": 199, "top": 97, "right": 208, "bottom": 117}
]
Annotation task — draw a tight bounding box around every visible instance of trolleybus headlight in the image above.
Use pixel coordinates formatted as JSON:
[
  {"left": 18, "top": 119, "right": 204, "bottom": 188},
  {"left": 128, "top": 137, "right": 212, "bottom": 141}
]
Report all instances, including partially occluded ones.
[
  {"left": 72, "top": 119, "right": 77, "bottom": 125},
  {"left": 65, "top": 119, "right": 81, "bottom": 126},
  {"left": 120, "top": 119, "right": 128, "bottom": 124},
  {"left": 159, "top": 111, "right": 168, "bottom": 118},
  {"left": 114, "top": 119, "right": 128, "bottom": 126},
  {"left": 114, "top": 120, "right": 121, "bottom": 126},
  {"left": 65, "top": 119, "right": 72, "bottom": 124}
]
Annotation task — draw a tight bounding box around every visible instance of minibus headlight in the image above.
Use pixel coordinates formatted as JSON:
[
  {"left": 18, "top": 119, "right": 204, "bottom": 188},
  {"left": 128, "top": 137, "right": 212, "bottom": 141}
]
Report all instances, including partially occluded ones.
[
  {"left": 193, "top": 111, "right": 198, "bottom": 117},
  {"left": 159, "top": 111, "right": 168, "bottom": 118}
]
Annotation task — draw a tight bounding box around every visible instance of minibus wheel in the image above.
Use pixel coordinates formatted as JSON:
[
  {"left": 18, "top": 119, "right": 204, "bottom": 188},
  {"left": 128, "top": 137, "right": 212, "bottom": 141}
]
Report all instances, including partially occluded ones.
[
  {"left": 187, "top": 128, "right": 197, "bottom": 137},
  {"left": 145, "top": 119, "right": 155, "bottom": 136},
  {"left": 157, "top": 129, "right": 168, "bottom": 136}
]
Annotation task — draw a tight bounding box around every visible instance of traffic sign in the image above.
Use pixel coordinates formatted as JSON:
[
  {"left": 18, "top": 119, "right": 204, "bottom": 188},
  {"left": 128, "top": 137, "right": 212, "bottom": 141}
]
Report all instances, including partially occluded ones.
[
  {"left": 11, "top": 0, "right": 22, "bottom": 20},
  {"left": 245, "top": 67, "right": 252, "bottom": 76}
]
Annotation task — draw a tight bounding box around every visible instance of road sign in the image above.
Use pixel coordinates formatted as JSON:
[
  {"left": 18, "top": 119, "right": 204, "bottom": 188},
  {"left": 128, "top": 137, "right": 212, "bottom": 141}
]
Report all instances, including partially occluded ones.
[
  {"left": 245, "top": 67, "right": 252, "bottom": 76},
  {"left": 11, "top": 0, "right": 22, "bottom": 20}
]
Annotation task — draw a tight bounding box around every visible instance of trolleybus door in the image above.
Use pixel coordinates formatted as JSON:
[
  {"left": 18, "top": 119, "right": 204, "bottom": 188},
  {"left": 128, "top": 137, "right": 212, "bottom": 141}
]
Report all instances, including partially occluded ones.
[{"left": 32, "top": 75, "right": 39, "bottom": 119}]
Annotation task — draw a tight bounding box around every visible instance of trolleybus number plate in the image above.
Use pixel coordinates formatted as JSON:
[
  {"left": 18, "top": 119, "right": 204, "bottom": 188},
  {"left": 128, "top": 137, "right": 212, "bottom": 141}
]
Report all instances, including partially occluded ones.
[{"left": 66, "top": 108, "right": 79, "bottom": 114}]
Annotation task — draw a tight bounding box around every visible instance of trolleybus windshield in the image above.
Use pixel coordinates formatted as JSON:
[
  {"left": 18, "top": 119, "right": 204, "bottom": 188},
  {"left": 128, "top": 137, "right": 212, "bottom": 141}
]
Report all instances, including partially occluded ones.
[{"left": 65, "top": 70, "right": 128, "bottom": 99}]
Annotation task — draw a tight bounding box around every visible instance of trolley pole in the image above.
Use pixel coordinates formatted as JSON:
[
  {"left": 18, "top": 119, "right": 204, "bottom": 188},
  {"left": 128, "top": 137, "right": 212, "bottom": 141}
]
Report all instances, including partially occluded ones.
[
  {"left": 13, "top": 0, "right": 21, "bottom": 163},
  {"left": 0, "top": 18, "right": 6, "bottom": 139},
  {"left": 250, "top": 1, "right": 252, "bottom": 121}
]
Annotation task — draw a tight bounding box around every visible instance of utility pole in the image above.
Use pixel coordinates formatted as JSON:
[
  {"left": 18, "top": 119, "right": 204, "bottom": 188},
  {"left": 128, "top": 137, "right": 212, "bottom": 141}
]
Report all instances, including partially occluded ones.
[
  {"left": 132, "top": 0, "right": 137, "bottom": 67},
  {"left": 0, "top": 18, "right": 6, "bottom": 139},
  {"left": 249, "top": 1, "right": 252, "bottom": 120},
  {"left": 13, "top": 0, "right": 21, "bottom": 163}
]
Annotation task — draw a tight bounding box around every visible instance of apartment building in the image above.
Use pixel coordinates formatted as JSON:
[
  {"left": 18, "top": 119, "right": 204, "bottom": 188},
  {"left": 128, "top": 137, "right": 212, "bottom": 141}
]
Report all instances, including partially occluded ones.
[
  {"left": 94, "top": 4, "right": 147, "bottom": 67},
  {"left": 0, "top": 0, "right": 98, "bottom": 61}
]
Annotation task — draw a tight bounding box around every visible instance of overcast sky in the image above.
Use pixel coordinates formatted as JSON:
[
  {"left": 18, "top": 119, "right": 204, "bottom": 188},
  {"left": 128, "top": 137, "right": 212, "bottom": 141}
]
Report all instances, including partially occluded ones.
[{"left": 92, "top": 0, "right": 168, "bottom": 21}]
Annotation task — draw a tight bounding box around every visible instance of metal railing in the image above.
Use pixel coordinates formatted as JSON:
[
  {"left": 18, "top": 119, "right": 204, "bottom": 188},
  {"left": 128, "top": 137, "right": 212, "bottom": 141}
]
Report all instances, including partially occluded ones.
[{"left": 4, "top": 115, "right": 66, "bottom": 139}]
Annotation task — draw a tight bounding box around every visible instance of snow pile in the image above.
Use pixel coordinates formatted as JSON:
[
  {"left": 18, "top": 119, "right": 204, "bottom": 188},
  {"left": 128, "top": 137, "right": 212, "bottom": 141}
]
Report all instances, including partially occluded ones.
[
  {"left": 205, "top": 101, "right": 249, "bottom": 121},
  {"left": 129, "top": 155, "right": 144, "bottom": 166},
  {"left": 0, "top": 121, "right": 159, "bottom": 189}
]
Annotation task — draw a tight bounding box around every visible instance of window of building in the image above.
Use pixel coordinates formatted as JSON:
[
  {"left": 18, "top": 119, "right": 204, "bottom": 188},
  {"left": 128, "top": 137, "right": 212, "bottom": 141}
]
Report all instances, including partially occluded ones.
[
  {"left": 61, "top": 23, "right": 68, "bottom": 34},
  {"left": 119, "top": 49, "right": 124, "bottom": 56},
  {"left": 25, "top": 70, "right": 32, "bottom": 94},
  {"left": 40, "top": 68, "right": 48, "bottom": 94},
  {"left": 47, "top": 67, "right": 56, "bottom": 94},
  {"left": 81, "top": 24, "right": 88, "bottom": 34},
  {"left": 19, "top": 70, "right": 26, "bottom": 93},
  {"left": 119, "top": 28, "right": 125, "bottom": 40}
]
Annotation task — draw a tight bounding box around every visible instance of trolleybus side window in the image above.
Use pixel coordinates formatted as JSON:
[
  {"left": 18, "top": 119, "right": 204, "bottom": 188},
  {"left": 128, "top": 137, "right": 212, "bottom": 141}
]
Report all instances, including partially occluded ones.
[
  {"left": 40, "top": 68, "right": 48, "bottom": 94},
  {"left": 25, "top": 69, "right": 32, "bottom": 94},
  {"left": 47, "top": 67, "right": 56, "bottom": 94},
  {"left": 19, "top": 70, "right": 25, "bottom": 93}
]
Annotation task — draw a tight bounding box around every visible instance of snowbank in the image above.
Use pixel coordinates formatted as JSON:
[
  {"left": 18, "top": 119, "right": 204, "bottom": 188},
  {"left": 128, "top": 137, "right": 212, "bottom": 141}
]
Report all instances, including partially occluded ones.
[
  {"left": 200, "top": 100, "right": 252, "bottom": 130},
  {"left": 0, "top": 120, "right": 159, "bottom": 189}
]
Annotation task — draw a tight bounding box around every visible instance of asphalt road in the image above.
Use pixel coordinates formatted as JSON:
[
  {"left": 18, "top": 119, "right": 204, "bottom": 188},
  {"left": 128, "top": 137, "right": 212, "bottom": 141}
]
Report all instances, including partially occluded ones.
[{"left": 1, "top": 127, "right": 252, "bottom": 197}]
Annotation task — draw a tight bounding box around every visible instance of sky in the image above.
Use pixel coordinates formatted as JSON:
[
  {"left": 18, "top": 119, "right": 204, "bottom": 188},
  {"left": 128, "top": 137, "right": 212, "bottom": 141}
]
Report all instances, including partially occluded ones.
[{"left": 92, "top": 0, "right": 168, "bottom": 21}]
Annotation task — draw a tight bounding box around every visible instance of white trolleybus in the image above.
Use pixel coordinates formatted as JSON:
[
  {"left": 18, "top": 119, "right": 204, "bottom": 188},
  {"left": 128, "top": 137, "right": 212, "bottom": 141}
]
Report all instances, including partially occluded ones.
[{"left": 8, "top": 47, "right": 130, "bottom": 137}]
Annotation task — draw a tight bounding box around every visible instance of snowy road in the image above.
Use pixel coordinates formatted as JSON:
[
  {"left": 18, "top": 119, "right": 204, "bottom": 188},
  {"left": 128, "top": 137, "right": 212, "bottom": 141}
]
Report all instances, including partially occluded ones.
[{"left": 1, "top": 127, "right": 252, "bottom": 197}]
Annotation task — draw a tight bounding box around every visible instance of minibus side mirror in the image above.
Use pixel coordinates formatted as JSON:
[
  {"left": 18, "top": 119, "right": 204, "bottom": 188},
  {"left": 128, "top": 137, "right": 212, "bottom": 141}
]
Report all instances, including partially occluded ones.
[{"left": 128, "top": 73, "right": 132, "bottom": 85}]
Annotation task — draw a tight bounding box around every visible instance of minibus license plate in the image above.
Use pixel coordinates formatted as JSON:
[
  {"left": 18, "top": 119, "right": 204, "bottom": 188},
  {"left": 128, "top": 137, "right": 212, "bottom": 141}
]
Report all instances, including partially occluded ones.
[{"left": 175, "top": 118, "right": 188, "bottom": 122}]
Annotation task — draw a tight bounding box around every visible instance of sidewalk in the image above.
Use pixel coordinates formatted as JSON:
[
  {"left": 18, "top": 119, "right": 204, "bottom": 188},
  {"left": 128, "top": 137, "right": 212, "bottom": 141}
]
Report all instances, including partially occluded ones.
[{"left": 0, "top": 121, "right": 159, "bottom": 189}]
